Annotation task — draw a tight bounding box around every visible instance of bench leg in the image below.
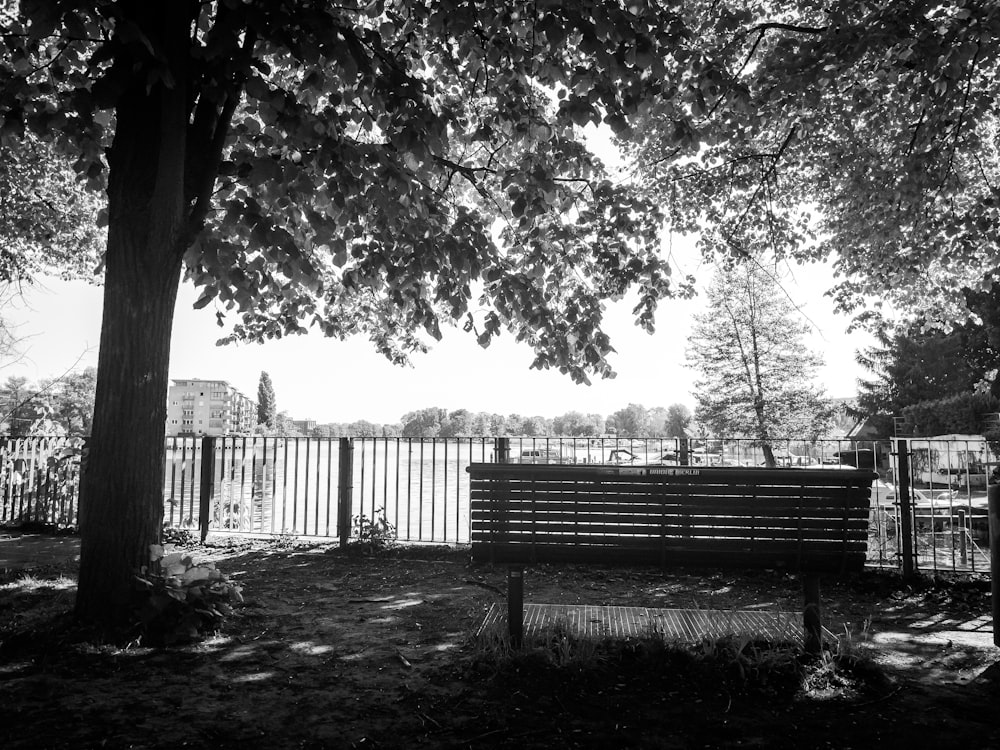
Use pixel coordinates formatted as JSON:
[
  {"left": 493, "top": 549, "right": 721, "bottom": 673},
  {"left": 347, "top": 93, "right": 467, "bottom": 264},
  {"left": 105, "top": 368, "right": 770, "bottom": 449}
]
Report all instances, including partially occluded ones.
[
  {"left": 508, "top": 566, "right": 524, "bottom": 649},
  {"left": 803, "top": 573, "right": 822, "bottom": 656}
]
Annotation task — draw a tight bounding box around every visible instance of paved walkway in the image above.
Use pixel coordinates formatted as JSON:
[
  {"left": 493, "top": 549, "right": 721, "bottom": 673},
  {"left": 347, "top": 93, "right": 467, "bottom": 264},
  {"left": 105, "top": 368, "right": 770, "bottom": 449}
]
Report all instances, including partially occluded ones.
[{"left": 0, "top": 531, "right": 81, "bottom": 571}]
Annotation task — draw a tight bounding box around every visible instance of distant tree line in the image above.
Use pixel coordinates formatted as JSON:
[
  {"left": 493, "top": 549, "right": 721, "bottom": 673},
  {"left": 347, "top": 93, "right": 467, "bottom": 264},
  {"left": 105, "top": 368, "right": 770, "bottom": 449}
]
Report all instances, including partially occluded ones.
[{"left": 295, "top": 403, "right": 694, "bottom": 439}]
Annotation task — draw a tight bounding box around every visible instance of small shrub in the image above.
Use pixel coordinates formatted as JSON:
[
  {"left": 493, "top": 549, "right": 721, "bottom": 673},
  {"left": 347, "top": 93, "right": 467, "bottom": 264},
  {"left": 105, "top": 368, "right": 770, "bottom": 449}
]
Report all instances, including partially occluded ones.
[
  {"left": 349, "top": 507, "right": 396, "bottom": 554},
  {"left": 132, "top": 544, "right": 243, "bottom": 646}
]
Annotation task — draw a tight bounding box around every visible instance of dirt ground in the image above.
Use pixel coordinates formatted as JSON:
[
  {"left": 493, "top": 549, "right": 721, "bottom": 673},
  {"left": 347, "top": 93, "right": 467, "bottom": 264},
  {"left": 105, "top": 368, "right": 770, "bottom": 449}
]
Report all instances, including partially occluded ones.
[{"left": 1, "top": 535, "right": 998, "bottom": 749}]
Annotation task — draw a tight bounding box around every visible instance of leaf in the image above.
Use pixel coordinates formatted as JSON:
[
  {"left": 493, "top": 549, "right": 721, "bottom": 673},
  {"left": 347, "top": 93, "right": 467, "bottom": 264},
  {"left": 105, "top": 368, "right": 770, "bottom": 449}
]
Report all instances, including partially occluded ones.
[{"left": 193, "top": 287, "right": 217, "bottom": 309}]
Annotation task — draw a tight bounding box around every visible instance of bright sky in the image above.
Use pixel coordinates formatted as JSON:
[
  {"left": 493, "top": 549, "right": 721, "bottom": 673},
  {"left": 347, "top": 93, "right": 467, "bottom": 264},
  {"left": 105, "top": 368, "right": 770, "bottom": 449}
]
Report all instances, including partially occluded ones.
[{"left": 3, "top": 247, "right": 872, "bottom": 426}]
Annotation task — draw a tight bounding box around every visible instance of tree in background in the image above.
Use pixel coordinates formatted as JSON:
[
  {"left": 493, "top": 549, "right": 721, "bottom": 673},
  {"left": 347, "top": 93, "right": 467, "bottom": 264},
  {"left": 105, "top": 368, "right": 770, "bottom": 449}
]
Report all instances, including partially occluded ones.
[
  {"left": 347, "top": 420, "right": 379, "bottom": 438},
  {"left": 853, "top": 326, "right": 985, "bottom": 437},
  {"left": 662, "top": 404, "right": 692, "bottom": 439},
  {"left": 43, "top": 367, "right": 97, "bottom": 435},
  {"left": 687, "top": 262, "right": 834, "bottom": 466},
  {"left": 551, "top": 411, "right": 604, "bottom": 436},
  {"left": 487, "top": 414, "right": 509, "bottom": 437},
  {"left": 0, "top": 375, "right": 40, "bottom": 436},
  {"left": 439, "top": 409, "right": 473, "bottom": 437},
  {"left": 517, "top": 415, "right": 553, "bottom": 437},
  {"left": 402, "top": 408, "right": 447, "bottom": 438},
  {"left": 607, "top": 404, "right": 651, "bottom": 437},
  {"left": 963, "top": 282, "right": 1000, "bottom": 398},
  {"left": 256, "top": 371, "right": 277, "bottom": 429}
]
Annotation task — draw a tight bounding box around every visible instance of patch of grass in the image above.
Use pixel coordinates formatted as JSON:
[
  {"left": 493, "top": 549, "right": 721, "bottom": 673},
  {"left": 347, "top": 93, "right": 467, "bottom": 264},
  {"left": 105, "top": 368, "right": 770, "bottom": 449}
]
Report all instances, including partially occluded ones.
[{"left": 0, "top": 573, "right": 77, "bottom": 594}]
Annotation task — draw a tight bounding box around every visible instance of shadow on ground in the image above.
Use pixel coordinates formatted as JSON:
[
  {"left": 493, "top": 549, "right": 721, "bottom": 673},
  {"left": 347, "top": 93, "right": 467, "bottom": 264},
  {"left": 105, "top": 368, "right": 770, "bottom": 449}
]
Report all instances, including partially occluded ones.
[{"left": 0, "top": 535, "right": 997, "bottom": 749}]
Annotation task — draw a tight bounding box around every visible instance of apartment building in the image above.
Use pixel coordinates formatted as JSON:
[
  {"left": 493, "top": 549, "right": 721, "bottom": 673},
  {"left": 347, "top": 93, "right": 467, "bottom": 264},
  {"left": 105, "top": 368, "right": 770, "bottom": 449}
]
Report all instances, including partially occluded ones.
[{"left": 166, "top": 379, "right": 257, "bottom": 436}]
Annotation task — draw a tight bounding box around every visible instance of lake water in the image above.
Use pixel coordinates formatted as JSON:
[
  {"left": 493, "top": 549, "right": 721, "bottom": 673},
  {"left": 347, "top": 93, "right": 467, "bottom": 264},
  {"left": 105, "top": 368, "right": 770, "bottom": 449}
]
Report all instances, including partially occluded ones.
[{"left": 164, "top": 437, "right": 493, "bottom": 544}]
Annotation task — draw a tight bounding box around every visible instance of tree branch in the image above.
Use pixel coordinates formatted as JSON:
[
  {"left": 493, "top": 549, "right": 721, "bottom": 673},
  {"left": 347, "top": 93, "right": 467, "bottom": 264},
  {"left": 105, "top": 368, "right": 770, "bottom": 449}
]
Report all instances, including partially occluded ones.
[
  {"left": 746, "top": 22, "right": 827, "bottom": 37},
  {"left": 185, "top": 25, "right": 256, "bottom": 242},
  {"left": 724, "top": 125, "right": 796, "bottom": 243},
  {"left": 939, "top": 33, "right": 982, "bottom": 196}
]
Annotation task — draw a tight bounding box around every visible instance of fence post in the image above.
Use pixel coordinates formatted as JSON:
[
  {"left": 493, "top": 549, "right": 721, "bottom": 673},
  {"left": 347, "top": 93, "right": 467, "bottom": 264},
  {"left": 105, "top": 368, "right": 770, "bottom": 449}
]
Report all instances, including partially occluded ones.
[
  {"left": 338, "top": 437, "right": 354, "bottom": 547},
  {"left": 958, "top": 508, "right": 967, "bottom": 567},
  {"left": 678, "top": 438, "right": 689, "bottom": 466},
  {"left": 896, "top": 439, "right": 915, "bottom": 579},
  {"left": 493, "top": 437, "right": 510, "bottom": 464},
  {"left": 199, "top": 436, "right": 216, "bottom": 543},
  {"left": 988, "top": 482, "right": 999, "bottom": 647}
]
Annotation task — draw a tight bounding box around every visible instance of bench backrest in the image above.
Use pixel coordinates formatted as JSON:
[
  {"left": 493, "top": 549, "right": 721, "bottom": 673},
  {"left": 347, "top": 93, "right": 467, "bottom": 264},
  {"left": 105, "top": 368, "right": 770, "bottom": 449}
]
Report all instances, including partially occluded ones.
[{"left": 469, "top": 464, "right": 877, "bottom": 573}]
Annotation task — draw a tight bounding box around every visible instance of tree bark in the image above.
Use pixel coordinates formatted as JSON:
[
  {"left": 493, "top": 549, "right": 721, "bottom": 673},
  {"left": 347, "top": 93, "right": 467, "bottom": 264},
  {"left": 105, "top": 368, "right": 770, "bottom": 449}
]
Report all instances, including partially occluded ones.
[{"left": 74, "top": 3, "right": 189, "bottom": 635}]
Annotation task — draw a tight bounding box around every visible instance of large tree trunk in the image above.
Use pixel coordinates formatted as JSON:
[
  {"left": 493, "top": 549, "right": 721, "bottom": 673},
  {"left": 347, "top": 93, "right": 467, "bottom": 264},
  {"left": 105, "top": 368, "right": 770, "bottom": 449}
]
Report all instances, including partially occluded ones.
[{"left": 75, "top": 4, "right": 189, "bottom": 635}]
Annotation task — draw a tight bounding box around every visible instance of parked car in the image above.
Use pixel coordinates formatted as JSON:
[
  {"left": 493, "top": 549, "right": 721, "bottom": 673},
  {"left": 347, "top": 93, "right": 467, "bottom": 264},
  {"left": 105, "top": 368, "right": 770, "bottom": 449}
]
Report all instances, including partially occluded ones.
[
  {"left": 516, "top": 448, "right": 563, "bottom": 464},
  {"left": 870, "top": 481, "right": 955, "bottom": 508}
]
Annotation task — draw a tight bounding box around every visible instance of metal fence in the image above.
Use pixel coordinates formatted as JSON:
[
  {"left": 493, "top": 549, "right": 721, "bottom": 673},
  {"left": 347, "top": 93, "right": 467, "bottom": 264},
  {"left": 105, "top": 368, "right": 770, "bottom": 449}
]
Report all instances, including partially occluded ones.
[{"left": 1, "top": 433, "right": 995, "bottom": 574}]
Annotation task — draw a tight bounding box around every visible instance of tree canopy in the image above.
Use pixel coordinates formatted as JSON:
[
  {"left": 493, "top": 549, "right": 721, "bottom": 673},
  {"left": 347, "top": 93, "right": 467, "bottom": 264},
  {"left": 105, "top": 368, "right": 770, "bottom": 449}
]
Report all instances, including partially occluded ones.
[
  {"left": 2, "top": 1, "right": 689, "bottom": 382},
  {"left": 0, "top": 133, "right": 104, "bottom": 282},
  {"left": 630, "top": 1, "right": 1000, "bottom": 333}
]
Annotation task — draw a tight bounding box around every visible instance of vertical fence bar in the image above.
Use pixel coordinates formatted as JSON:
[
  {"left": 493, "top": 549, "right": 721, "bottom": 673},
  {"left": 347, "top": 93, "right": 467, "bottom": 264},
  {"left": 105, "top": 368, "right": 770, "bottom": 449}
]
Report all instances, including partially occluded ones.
[
  {"left": 338, "top": 437, "right": 354, "bottom": 546},
  {"left": 370, "top": 436, "right": 378, "bottom": 520},
  {"left": 199, "top": 435, "right": 216, "bottom": 542},
  {"left": 382, "top": 437, "right": 390, "bottom": 534},
  {"left": 394, "top": 437, "right": 401, "bottom": 539},
  {"left": 249, "top": 437, "right": 260, "bottom": 533},
  {"left": 418, "top": 438, "right": 425, "bottom": 541},
  {"left": 443, "top": 439, "right": 448, "bottom": 542},
  {"left": 303, "top": 437, "right": 311, "bottom": 536},
  {"left": 897, "top": 439, "right": 915, "bottom": 578},
  {"left": 292, "top": 438, "right": 300, "bottom": 534},
  {"left": 431, "top": 439, "right": 437, "bottom": 540},
  {"left": 406, "top": 438, "right": 413, "bottom": 541},
  {"left": 988, "top": 482, "right": 999, "bottom": 647},
  {"left": 262, "top": 438, "right": 273, "bottom": 535}
]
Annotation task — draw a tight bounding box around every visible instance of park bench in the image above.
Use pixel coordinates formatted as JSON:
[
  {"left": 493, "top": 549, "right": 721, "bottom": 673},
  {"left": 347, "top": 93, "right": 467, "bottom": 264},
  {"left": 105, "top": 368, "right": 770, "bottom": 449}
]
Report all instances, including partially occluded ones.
[{"left": 468, "top": 463, "right": 877, "bottom": 653}]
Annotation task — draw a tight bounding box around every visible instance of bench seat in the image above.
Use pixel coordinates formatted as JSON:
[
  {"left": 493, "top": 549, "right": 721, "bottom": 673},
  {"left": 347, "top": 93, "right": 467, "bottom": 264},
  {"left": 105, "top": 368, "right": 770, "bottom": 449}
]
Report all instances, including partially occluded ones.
[{"left": 468, "top": 463, "right": 877, "bottom": 652}]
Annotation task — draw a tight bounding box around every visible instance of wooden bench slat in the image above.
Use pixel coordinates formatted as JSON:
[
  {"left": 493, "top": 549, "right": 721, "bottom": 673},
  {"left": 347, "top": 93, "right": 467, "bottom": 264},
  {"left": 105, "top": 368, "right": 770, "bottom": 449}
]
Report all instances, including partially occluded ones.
[
  {"left": 468, "top": 464, "right": 874, "bottom": 484},
  {"left": 471, "top": 513, "right": 870, "bottom": 528},
  {"left": 472, "top": 521, "right": 868, "bottom": 538},
  {"left": 473, "top": 542, "right": 867, "bottom": 571},
  {"left": 471, "top": 529, "right": 867, "bottom": 549},
  {"left": 470, "top": 495, "right": 869, "bottom": 515}
]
